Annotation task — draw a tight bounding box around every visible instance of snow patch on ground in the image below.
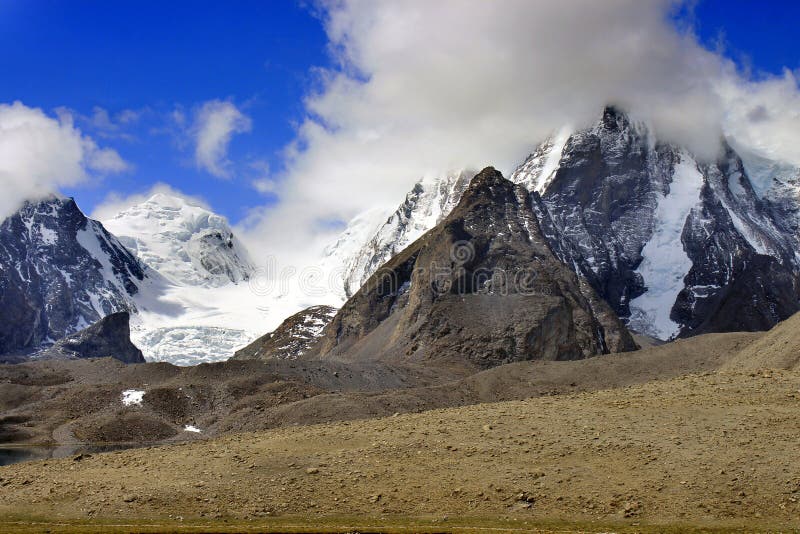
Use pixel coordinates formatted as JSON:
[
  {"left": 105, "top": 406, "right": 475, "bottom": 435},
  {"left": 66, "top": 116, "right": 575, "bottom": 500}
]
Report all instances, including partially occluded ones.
[
  {"left": 629, "top": 154, "right": 703, "bottom": 340},
  {"left": 183, "top": 425, "right": 202, "bottom": 433},
  {"left": 121, "top": 389, "right": 145, "bottom": 406}
]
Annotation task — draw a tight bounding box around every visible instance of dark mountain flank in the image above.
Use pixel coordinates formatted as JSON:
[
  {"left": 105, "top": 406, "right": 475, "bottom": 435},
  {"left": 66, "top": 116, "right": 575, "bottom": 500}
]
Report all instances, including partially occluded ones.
[
  {"left": 513, "top": 107, "right": 800, "bottom": 339},
  {"left": 309, "top": 167, "right": 636, "bottom": 369},
  {"left": 0, "top": 197, "right": 144, "bottom": 356}
]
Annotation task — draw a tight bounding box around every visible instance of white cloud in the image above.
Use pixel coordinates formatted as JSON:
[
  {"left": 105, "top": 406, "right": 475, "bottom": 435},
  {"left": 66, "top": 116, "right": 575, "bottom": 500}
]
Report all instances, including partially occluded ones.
[
  {"left": 191, "top": 100, "right": 251, "bottom": 178},
  {"left": 717, "top": 70, "right": 800, "bottom": 165},
  {"left": 0, "top": 101, "right": 130, "bottom": 220},
  {"left": 91, "top": 182, "right": 210, "bottom": 222},
  {"left": 248, "top": 159, "right": 278, "bottom": 195},
  {"left": 239, "top": 0, "right": 800, "bottom": 269}
]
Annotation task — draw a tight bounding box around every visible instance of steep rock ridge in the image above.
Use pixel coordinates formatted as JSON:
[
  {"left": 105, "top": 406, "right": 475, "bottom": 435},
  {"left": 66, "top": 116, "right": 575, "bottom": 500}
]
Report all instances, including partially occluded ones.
[
  {"left": 232, "top": 305, "right": 337, "bottom": 361},
  {"left": 102, "top": 193, "right": 253, "bottom": 287},
  {"left": 33, "top": 311, "right": 145, "bottom": 364},
  {"left": 737, "top": 147, "right": 800, "bottom": 251},
  {"left": 511, "top": 107, "right": 800, "bottom": 340},
  {"left": 0, "top": 197, "right": 145, "bottom": 355},
  {"left": 310, "top": 168, "right": 636, "bottom": 369},
  {"left": 333, "top": 170, "right": 475, "bottom": 297}
]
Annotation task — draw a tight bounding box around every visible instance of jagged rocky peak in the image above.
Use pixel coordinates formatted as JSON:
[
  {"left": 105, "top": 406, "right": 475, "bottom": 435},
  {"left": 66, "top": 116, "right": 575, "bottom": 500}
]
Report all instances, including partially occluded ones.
[
  {"left": 512, "top": 106, "right": 800, "bottom": 340},
  {"left": 0, "top": 196, "right": 145, "bottom": 355},
  {"left": 232, "top": 305, "right": 337, "bottom": 361},
  {"left": 102, "top": 193, "right": 254, "bottom": 287},
  {"left": 335, "top": 170, "right": 476, "bottom": 297},
  {"left": 33, "top": 311, "right": 145, "bottom": 364},
  {"left": 309, "top": 167, "right": 636, "bottom": 369}
]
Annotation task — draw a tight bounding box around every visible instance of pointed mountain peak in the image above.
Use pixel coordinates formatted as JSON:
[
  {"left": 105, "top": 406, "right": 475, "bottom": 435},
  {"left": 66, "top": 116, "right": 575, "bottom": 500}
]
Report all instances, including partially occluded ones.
[
  {"left": 452, "top": 166, "right": 522, "bottom": 216},
  {"left": 102, "top": 191, "right": 253, "bottom": 287},
  {"left": 600, "top": 105, "right": 633, "bottom": 131},
  {"left": 469, "top": 165, "right": 503, "bottom": 184}
]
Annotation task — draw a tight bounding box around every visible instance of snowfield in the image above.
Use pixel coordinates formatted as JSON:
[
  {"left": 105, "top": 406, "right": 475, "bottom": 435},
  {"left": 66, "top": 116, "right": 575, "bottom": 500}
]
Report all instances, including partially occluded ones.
[
  {"left": 100, "top": 193, "right": 345, "bottom": 365},
  {"left": 121, "top": 389, "right": 145, "bottom": 406},
  {"left": 629, "top": 153, "right": 703, "bottom": 340}
]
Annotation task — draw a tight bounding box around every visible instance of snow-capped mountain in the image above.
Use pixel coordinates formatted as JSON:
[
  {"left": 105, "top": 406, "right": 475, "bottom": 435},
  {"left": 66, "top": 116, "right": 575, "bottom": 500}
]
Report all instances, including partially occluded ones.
[
  {"left": 2, "top": 107, "right": 797, "bottom": 364},
  {"left": 737, "top": 147, "right": 800, "bottom": 243},
  {"left": 311, "top": 168, "right": 636, "bottom": 367},
  {"left": 513, "top": 107, "right": 799, "bottom": 340},
  {"left": 103, "top": 193, "right": 254, "bottom": 287},
  {"left": 0, "top": 196, "right": 145, "bottom": 355},
  {"left": 97, "top": 193, "right": 270, "bottom": 365},
  {"left": 324, "top": 170, "right": 475, "bottom": 297}
]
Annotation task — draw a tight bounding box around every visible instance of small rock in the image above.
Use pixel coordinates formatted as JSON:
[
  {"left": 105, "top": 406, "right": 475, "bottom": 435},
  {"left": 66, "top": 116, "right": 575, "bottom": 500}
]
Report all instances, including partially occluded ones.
[{"left": 305, "top": 467, "right": 319, "bottom": 475}]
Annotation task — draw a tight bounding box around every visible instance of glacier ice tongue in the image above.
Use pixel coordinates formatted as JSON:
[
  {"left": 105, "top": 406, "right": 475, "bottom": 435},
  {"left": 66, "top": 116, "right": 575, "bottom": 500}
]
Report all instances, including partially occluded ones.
[{"left": 628, "top": 153, "right": 703, "bottom": 340}]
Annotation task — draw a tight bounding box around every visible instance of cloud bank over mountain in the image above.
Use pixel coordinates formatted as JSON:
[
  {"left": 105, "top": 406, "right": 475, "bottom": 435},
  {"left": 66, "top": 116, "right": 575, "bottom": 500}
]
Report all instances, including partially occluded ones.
[
  {"left": 240, "top": 0, "right": 800, "bottom": 267},
  {"left": 0, "top": 101, "right": 129, "bottom": 220}
]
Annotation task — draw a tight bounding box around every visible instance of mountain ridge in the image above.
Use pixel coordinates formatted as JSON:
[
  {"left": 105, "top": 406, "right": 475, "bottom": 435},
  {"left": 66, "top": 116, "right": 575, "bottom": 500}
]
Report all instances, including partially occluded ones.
[{"left": 310, "top": 167, "right": 636, "bottom": 368}]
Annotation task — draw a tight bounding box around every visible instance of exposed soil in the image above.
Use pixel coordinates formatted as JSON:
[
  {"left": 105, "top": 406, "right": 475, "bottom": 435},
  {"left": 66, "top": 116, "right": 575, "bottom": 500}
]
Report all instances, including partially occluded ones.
[
  {"left": 0, "top": 332, "right": 758, "bottom": 447},
  {"left": 0, "top": 332, "right": 761, "bottom": 445},
  {"left": 1, "top": 369, "right": 799, "bottom": 532},
  {"left": 0, "top": 358, "right": 464, "bottom": 447}
]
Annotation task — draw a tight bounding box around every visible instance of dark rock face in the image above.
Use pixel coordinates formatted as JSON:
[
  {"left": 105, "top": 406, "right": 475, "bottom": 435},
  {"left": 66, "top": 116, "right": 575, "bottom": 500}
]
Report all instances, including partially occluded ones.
[
  {"left": 310, "top": 168, "right": 636, "bottom": 369},
  {"left": 232, "top": 305, "right": 337, "bottom": 361},
  {"left": 33, "top": 311, "right": 145, "bottom": 364},
  {"left": 513, "top": 107, "right": 800, "bottom": 339},
  {"left": 0, "top": 197, "right": 145, "bottom": 355}
]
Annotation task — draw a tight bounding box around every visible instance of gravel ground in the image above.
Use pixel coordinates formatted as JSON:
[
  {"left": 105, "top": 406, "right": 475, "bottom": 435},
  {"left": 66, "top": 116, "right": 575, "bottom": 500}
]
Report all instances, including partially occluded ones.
[{"left": 2, "top": 369, "right": 799, "bottom": 532}]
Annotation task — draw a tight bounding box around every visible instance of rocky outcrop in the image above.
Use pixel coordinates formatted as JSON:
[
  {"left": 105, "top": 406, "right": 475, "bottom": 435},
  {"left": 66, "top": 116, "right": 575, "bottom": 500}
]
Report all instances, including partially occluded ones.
[
  {"left": 33, "top": 311, "right": 145, "bottom": 364},
  {"left": 232, "top": 305, "right": 337, "bottom": 361},
  {"left": 309, "top": 168, "right": 636, "bottom": 369},
  {"left": 0, "top": 197, "right": 145, "bottom": 355}
]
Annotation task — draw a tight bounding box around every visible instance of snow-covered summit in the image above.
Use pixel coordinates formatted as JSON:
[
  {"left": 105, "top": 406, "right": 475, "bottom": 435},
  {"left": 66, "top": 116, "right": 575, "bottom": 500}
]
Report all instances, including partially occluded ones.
[
  {"left": 103, "top": 193, "right": 254, "bottom": 287},
  {"left": 326, "top": 170, "right": 475, "bottom": 297}
]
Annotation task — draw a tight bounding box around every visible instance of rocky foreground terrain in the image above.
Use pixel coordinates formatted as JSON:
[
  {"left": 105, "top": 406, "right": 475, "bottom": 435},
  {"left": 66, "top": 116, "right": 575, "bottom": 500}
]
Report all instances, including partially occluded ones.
[
  {"left": 1, "top": 313, "right": 800, "bottom": 532},
  {"left": 1, "top": 368, "right": 799, "bottom": 533}
]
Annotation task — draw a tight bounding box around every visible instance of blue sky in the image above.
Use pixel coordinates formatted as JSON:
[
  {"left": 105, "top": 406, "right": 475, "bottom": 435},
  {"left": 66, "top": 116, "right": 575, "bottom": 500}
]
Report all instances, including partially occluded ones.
[
  {"left": 0, "top": 0, "right": 798, "bottom": 224},
  {"left": 1, "top": 0, "right": 330, "bottom": 222}
]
